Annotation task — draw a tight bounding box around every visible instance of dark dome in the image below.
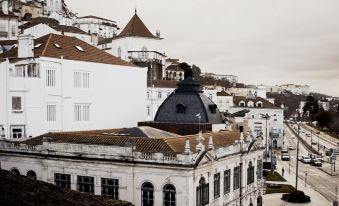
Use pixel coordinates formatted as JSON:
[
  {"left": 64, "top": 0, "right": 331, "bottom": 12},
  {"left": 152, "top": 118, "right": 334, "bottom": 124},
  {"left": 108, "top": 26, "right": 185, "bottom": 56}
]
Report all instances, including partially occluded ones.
[{"left": 154, "top": 66, "right": 224, "bottom": 124}]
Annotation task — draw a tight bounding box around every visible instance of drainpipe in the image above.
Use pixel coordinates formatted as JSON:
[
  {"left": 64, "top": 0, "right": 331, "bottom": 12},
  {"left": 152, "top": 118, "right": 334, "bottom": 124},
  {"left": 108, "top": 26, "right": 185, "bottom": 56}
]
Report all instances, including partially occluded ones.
[{"left": 5, "top": 58, "right": 9, "bottom": 138}]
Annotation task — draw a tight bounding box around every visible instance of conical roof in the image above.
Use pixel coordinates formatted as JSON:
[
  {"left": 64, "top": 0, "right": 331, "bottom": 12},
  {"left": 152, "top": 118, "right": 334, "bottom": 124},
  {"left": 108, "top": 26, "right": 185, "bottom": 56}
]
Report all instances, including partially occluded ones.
[{"left": 118, "top": 13, "right": 158, "bottom": 38}]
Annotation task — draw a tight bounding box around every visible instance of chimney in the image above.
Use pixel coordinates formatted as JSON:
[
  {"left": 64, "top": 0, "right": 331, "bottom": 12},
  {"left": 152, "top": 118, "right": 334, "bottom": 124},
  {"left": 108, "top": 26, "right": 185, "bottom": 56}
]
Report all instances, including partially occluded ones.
[
  {"left": 2, "top": 0, "right": 9, "bottom": 15},
  {"left": 18, "top": 34, "right": 34, "bottom": 58}
]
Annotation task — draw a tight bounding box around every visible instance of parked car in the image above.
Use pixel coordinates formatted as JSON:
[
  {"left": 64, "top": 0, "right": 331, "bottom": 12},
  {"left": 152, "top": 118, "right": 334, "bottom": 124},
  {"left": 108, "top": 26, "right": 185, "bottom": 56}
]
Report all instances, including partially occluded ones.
[
  {"left": 298, "top": 156, "right": 303, "bottom": 161},
  {"left": 301, "top": 156, "right": 311, "bottom": 163},
  {"left": 311, "top": 141, "right": 317, "bottom": 145},
  {"left": 310, "top": 159, "right": 322, "bottom": 167},
  {"left": 288, "top": 145, "right": 295, "bottom": 150},
  {"left": 281, "top": 148, "right": 288, "bottom": 154},
  {"left": 281, "top": 153, "right": 290, "bottom": 161},
  {"left": 314, "top": 157, "right": 323, "bottom": 163}
]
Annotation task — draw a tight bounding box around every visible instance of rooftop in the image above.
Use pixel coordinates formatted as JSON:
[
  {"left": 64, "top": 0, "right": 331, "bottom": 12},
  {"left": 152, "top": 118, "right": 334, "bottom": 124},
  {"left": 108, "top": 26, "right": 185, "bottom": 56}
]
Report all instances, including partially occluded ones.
[
  {"left": 233, "top": 96, "right": 280, "bottom": 109},
  {"left": 0, "top": 33, "right": 137, "bottom": 67}
]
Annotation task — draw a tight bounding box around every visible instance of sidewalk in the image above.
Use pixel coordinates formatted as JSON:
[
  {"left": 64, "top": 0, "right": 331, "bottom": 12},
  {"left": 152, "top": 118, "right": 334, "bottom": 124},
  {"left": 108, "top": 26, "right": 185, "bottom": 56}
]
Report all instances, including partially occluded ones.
[{"left": 263, "top": 163, "right": 331, "bottom": 206}]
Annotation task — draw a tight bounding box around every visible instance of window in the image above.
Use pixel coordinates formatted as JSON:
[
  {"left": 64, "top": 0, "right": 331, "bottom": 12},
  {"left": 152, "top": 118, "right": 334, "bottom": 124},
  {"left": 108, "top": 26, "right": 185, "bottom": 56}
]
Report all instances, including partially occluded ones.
[
  {"left": 141, "top": 46, "right": 148, "bottom": 59},
  {"left": 209, "top": 94, "right": 213, "bottom": 100},
  {"left": 163, "top": 184, "right": 176, "bottom": 206},
  {"left": 10, "top": 125, "right": 25, "bottom": 139},
  {"left": 196, "top": 177, "right": 209, "bottom": 206},
  {"left": 75, "top": 45, "right": 85, "bottom": 52},
  {"left": 239, "top": 101, "right": 245, "bottom": 107},
  {"left": 209, "top": 104, "right": 217, "bottom": 114},
  {"left": 233, "top": 166, "right": 240, "bottom": 190},
  {"left": 74, "top": 104, "right": 90, "bottom": 122},
  {"left": 147, "top": 91, "right": 150, "bottom": 99},
  {"left": 14, "top": 65, "right": 25, "bottom": 77},
  {"left": 118, "top": 47, "right": 122, "bottom": 58},
  {"left": 55, "top": 173, "right": 71, "bottom": 189},
  {"left": 247, "top": 101, "right": 254, "bottom": 107},
  {"left": 0, "top": 125, "right": 4, "bottom": 138},
  {"left": 176, "top": 104, "right": 186, "bottom": 114},
  {"left": 11, "top": 168, "right": 20, "bottom": 175},
  {"left": 256, "top": 101, "right": 263, "bottom": 108},
  {"left": 27, "top": 170, "right": 37, "bottom": 180},
  {"left": 12, "top": 96, "right": 22, "bottom": 111},
  {"left": 27, "top": 64, "right": 39, "bottom": 77},
  {"left": 214, "top": 173, "right": 220, "bottom": 199},
  {"left": 77, "top": 176, "right": 94, "bottom": 194},
  {"left": 47, "top": 104, "right": 56, "bottom": 122},
  {"left": 101, "top": 178, "right": 119, "bottom": 199},
  {"left": 158, "top": 92, "right": 162, "bottom": 99},
  {"left": 247, "top": 161, "right": 255, "bottom": 185},
  {"left": 141, "top": 182, "right": 154, "bottom": 206},
  {"left": 147, "top": 106, "right": 150, "bottom": 116},
  {"left": 257, "top": 160, "right": 263, "bottom": 180},
  {"left": 224, "top": 169, "right": 230, "bottom": 194},
  {"left": 74, "top": 71, "right": 90, "bottom": 88},
  {"left": 46, "top": 69, "right": 56, "bottom": 87}
]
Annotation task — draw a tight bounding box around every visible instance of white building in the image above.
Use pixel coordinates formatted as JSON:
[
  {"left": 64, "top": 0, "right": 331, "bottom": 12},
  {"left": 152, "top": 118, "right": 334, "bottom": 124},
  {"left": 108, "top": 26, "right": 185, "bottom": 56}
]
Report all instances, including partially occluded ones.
[
  {"left": 201, "top": 72, "right": 238, "bottom": 83},
  {"left": 0, "top": 33, "right": 147, "bottom": 139},
  {"left": 269, "top": 84, "right": 310, "bottom": 95},
  {"left": 43, "top": 0, "right": 63, "bottom": 15},
  {"left": 226, "top": 87, "right": 267, "bottom": 99},
  {"left": 0, "top": 128, "right": 265, "bottom": 206},
  {"left": 318, "top": 100, "right": 330, "bottom": 111},
  {"left": 0, "top": 4, "right": 19, "bottom": 40},
  {"left": 20, "top": 17, "right": 94, "bottom": 44},
  {"left": 76, "top": 15, "right": 119, "bottom": 38},
  {"left": 98, "top": 11, "right": 165, "bottom": 82},
  {"left": 228, "top": 96, "right": 284, "bottom": 148}
]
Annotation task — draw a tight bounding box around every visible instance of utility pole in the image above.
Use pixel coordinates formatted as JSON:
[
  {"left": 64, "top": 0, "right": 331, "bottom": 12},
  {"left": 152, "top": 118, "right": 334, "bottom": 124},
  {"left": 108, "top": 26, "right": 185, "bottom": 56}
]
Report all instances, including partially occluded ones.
[{"left": 295, "top": 122, "right": 300, "bottom": 190}]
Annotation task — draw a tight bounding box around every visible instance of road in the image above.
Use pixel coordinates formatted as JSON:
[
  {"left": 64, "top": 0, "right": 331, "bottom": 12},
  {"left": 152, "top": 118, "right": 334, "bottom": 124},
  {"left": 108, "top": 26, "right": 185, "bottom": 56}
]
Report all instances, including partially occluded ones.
[{"left": 278, "top": 123, "right": 339, "bottom": 202}]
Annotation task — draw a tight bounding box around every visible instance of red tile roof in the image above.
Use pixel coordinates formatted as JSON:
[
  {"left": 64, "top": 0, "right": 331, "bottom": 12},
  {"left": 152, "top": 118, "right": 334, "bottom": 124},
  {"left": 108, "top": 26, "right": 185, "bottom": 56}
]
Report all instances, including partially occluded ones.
[
  {"left": 217, "top": 91, "right": 232, "bottom": 96},
  {"left": 147, "top": 80, "right": 178, "bottom": 88},
  {"left": 0, "top": 34, "right": 137, "bottom": 67},
  {"left": 23, "top": 129, "right": 241, "bottom": 154},
  {"left": 118, "top": 13, "right": 158, "bottom": 39}
]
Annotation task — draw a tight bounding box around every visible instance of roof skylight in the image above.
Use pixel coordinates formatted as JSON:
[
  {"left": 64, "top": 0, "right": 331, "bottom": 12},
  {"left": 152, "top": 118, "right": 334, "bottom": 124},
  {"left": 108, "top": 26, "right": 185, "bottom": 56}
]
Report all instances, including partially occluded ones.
[
  {"left": 54, "top": 43, "right": 61, "bottom": 48},
  {"left": 34, "top": 43, "right": 43, "bottom": 48},
  {"left": 75, "top": 45, "right": 84, "bottom": 52}
]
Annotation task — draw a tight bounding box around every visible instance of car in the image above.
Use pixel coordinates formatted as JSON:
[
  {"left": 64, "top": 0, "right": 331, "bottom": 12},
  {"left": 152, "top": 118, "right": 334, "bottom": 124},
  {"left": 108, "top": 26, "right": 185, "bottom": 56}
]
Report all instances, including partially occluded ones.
[
  {"left": 281, "top": 153, "right": 290, "bottom": 161},
  {"left": 314, "top": 157, "right": 323, "bottom": 163},
  {"left": 311, "top": 141, "right": 317, "bottom": 145},
  {"left": 298, "top": 156, "right": 303, "bottom": 161},
  {"left": 310, "top": 159, "right": 322, "bottom": 167},
  {"left": 281, "top": 148, "right": 288, "bottom": 154},
  {"left": 288, "top": 145, "right": 295, "bottom": 150},
  {"left": 308, "top": 153, "right": 316, "bottom": 159},
  {"left": 301, "top": 156, "right": 311, "bottom": 163}
]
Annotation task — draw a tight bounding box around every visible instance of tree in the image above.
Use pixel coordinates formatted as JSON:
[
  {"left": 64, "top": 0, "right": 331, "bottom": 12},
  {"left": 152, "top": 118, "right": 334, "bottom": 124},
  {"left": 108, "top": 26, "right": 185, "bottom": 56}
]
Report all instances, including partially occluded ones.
[
  {"left": 191, "top": 64, "right": 201, "bottom": 79},
  {"left": 303, "top": 95, "right": 319, "bottom": 121}
]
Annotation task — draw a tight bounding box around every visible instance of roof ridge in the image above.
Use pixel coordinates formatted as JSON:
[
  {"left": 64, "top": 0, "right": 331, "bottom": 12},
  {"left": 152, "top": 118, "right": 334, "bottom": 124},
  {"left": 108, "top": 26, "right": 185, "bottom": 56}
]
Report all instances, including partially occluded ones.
[{"left": 41, "top": 34, "right": 53, "bottom": 56}]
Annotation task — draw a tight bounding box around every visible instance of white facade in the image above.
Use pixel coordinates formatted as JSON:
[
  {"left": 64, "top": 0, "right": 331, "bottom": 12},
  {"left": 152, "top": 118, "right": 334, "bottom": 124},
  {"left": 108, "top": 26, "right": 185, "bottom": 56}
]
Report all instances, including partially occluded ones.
[
  {"left": 0, "top": 57, "right": 147, "bottom": 139},
  {"left": 146, "top": 86, "right": 175, "bottom": 121},
  {"left": 43, "top": 0, "right": 62, "bottom": 15},
  {"left": 22, "top": 23, "right": 93, "bottom": 44},
  {"left": 0, "top": 131, "right": 265, "bottom": 206},
  {"left": 0, "top": 15, "right": 18, "bottom": 40},
  {"left": 49, "top": 11, "right": 74, "bottom": 26},
  {"left": 201, "top": 72, "right": 239, "bottom": 83},
  {"left": 226, "top": 87, "right": 267, "bottom": 99},
  {"left": 76, "top": 16, "right": 118, "bottom": 38}
]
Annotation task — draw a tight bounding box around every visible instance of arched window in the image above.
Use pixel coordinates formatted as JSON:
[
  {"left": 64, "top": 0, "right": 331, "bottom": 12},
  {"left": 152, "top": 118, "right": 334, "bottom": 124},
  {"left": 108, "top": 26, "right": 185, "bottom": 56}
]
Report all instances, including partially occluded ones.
[
  {"left": 247, "top": 101, "right": 254, "bottom": 107},
  {"left": 27, "top": 170, "right": 37, "bottom": 180},
  {"left": 141, "top": 46, "right": 148, "bottom": 59},
  {"left": 10, "top": 168, "right": 20, "bottom": 175},
  {"left": 256, "top": 101, "right": 263, "bottom": 108},
  {"left": 141, "top": 182, "right": 154, "bottom": 206},
  {"left": 117, "top": 47, "right": 122, "bottom": 58},
  {"left": 176, "top": 104, "right": 186, "bottom": 114},
  {"left": 163, "top": 184, "right": 176, "bottom": 206},
  {"left": 239, "top": 101, "right": 245, "bottom": 107},
  {"left": 196, "top": 177, "right": 209, "bottom": 206},
  {"left": 247, "top": 161, "right": 254, "bottom": 185}
]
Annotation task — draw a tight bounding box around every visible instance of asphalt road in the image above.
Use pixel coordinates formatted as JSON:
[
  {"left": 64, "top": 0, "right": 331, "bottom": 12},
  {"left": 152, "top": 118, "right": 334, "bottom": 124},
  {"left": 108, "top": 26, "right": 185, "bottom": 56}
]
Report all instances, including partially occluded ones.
[{"left": 278, "top": 124, "right": 339, "bottom": 202}]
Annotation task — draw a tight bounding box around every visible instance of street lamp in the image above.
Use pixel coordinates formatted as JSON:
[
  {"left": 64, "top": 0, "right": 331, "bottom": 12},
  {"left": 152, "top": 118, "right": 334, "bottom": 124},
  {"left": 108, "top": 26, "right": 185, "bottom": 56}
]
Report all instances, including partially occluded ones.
[
  {"left": 295, "top": 117, "right": 301, "bottom": 190},
  {"left": 261, "top": 113, "right": 275, "bottom": 174}
]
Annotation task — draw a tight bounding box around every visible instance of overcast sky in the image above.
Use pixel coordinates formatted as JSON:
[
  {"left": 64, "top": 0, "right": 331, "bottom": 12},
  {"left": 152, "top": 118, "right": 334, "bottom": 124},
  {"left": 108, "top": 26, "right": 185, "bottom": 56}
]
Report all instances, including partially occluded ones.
[{"left": 66, "top": 0, "right": 339, "bottom": 96}]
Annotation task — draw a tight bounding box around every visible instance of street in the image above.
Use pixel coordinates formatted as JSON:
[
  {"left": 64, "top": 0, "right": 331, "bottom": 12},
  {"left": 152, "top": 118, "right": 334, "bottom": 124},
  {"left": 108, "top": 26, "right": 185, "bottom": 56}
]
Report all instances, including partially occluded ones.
[{"left": 279, "top": 123, "right": 339, "bottom": 202}]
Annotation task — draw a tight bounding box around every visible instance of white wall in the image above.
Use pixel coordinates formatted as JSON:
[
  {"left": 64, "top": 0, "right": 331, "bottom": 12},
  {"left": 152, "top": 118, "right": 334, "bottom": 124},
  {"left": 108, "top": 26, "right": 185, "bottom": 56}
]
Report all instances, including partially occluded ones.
[{"left": 0, "top": 57, "right": 147, "bottom": 138}]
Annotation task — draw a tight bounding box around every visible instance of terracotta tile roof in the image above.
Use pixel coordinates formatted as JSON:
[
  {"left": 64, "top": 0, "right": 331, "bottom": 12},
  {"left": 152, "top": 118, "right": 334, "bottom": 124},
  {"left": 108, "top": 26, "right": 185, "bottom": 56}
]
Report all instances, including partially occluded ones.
[
  {"left": 118, "top": 13, "right": 158, "bottom": 39},
  {"left": 0, "top": 169, "right": 132, "bottom": 206},
  {"left": 0, "top": 33, "right": 137, "bottom": 67},
  {"left": 22, "top": 128, "right": 240, "bottom": 154},
  {"left": 233, "top": 96, "right": 280, "bottom": 109},
  {"left": 147, "top": 80, "right": 178, "bottom": 88},
  {"left": 19, "top": 17, "right": 88, "bottom": 35},
  {"left": 217, "top": 91, "right": 232, "bottom": 96},
  {"left": 98, "top": 37, "right": 115, "bottom": 45},
  {"left": 0, "top": 40, "right": 17, "bottom": 45}
]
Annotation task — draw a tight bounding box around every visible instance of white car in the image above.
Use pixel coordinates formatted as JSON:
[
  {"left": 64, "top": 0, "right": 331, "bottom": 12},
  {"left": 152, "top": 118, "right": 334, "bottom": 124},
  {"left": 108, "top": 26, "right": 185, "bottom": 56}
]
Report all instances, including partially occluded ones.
[
  {"left": 301, "top": 156, "right": 311, "bottom": 163},
  {"left": 288, "top": 145, "right": 295, "bottom": 150}
]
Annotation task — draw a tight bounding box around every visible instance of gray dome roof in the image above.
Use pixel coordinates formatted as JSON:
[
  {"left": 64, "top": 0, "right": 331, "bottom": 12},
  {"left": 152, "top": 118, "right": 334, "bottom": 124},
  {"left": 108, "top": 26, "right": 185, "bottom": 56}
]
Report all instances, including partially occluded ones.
[{"left": 154, "top": 71, "right": 224, "bottom": 124}]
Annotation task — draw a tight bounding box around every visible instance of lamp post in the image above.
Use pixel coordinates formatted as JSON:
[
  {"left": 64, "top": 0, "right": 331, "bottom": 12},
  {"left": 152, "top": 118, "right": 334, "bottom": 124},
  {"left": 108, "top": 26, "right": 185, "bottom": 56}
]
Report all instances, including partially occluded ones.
[
  {"left": 261, "top": 113, "right": 273, "bottom": 174},
  {"left": 295, "top": 120, "right": 301, "bottom": 190}
]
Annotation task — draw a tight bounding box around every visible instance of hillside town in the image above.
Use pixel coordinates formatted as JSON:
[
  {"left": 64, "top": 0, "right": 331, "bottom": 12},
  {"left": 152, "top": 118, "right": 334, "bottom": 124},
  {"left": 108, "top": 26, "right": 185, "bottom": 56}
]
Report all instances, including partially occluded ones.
[{"left": 0, "top": 1, "right": 339, "bottom": 206}]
